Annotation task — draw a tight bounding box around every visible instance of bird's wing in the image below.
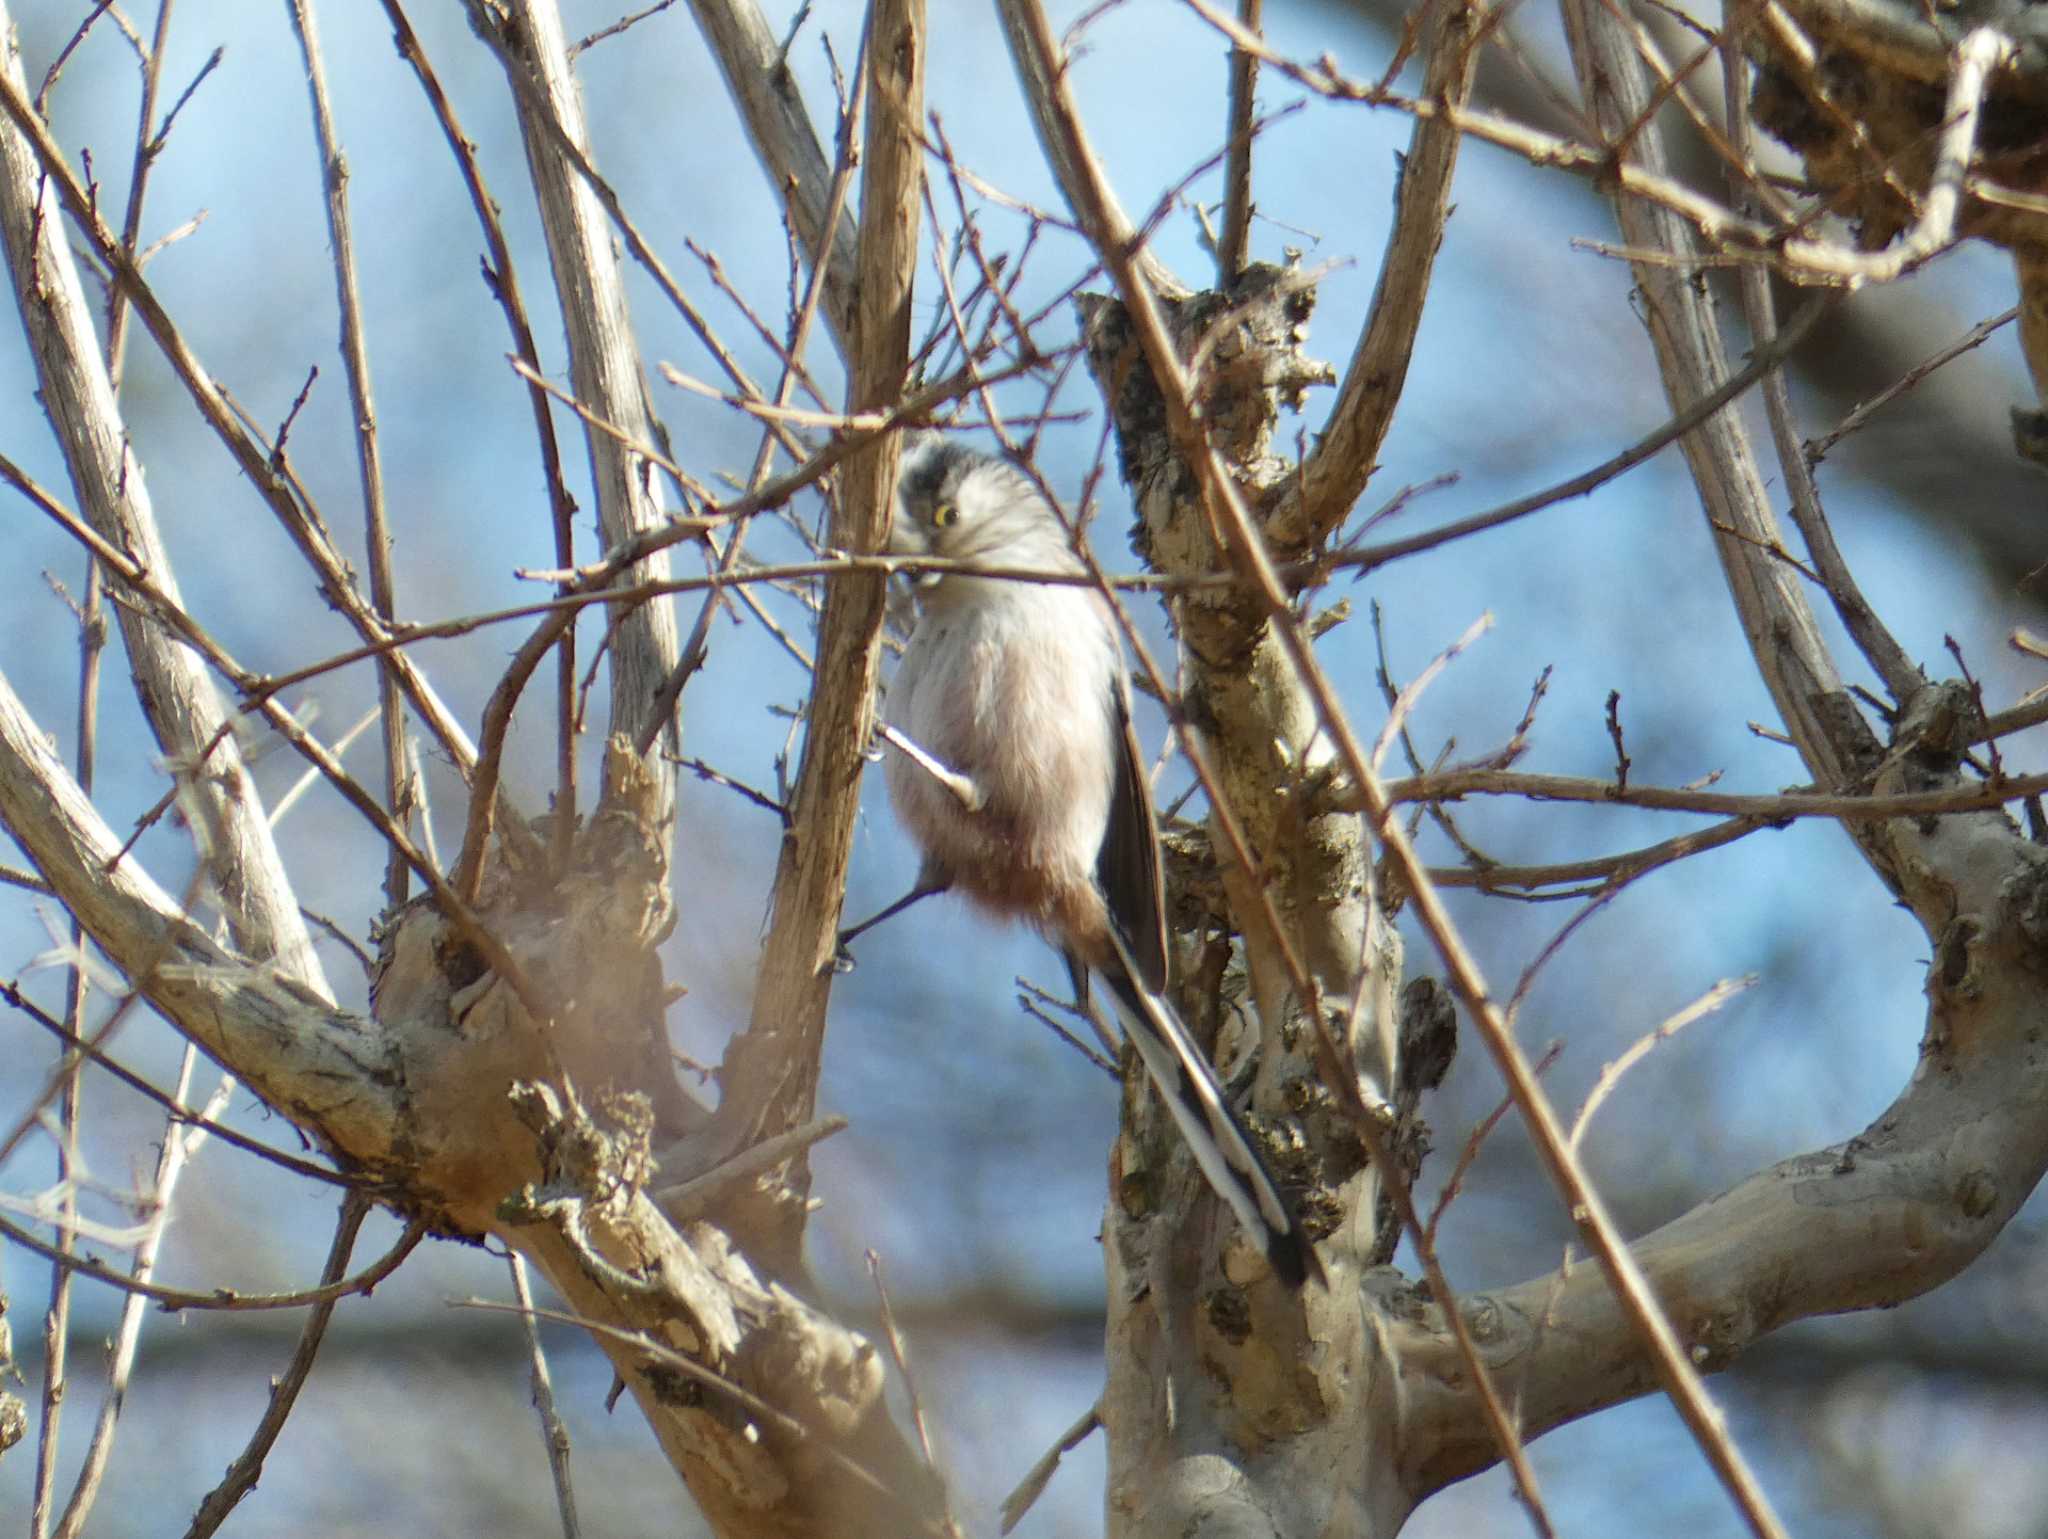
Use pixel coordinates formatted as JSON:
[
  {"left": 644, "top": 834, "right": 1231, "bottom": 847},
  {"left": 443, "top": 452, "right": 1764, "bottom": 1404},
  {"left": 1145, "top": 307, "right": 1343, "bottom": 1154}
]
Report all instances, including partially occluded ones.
[{"left": 1098, "top": 681, "right": 1170, "bottom": 996}]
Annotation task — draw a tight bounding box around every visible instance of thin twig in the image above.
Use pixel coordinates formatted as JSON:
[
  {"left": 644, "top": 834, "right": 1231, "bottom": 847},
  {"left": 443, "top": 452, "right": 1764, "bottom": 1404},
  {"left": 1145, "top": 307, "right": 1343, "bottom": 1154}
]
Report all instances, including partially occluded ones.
[
  {"left": 1803, "top": 306, "right": 2019, "bottom": 464},
  {"left": 452, "top": 1297, "right": 949, "bottom": 1535},
  {"left": 1568, "top": 978, "right": 1755, "bottom": 1153},
  {"left": 1014, "top": 978, "right": 1121, "bottom": 1076},
  {"left": 31, "top": 554, "right": 105, "bottom": 1539},
  {"left": 1381, "top": 766, "right": 2048, "bottom": 820},
  {"left": 0, "top": 1210, "right": 426, "bottom": 1313},
  {"left": 1215, "top": 0, "right": 1262, "bottom": 279},
  {"left": 637, "top": 38, "right": 869, "bottom": 755},
  {"left": 1373, "top": 613, "right": 1493, "bottom": 773},
  {"left": 465, "top": 0, "right": 810, "bottom": 470},
  {"left": 286, "top": 0, "right": 409, "bottom": 909},
  {"left": 1276, "top": 0, "right": 1482, "bottom": 544},
  {"left": 0, "top": 55, "right": 485, "bottom": 801},
  {"left": 380, "top": 0, "right": 581, "bottom": 859},
  {"left": 0, "top": 862, "right": 52, "bottom": 894},
  {"left": 54, "top": 1059, "right": 234, "bottom": 1538},
  {"left": 98, "top": 0, "right": 176, "bottom": 388},
  {"left": 1, "top": 979, "right": 363, "bottom": 1187},
  {"left": 573, "top": 0, "right": 678, "bottom": 53},
  {"left": 179, "top": 1194, "right": 372, "bottom": 1539},
  {"left": 998, "top": 1402, "right": 1100, "bottom": 1534},
  {"left": 1341, "top": 295, "right": 1831, "bottom": 575},
  {"left": 865, "top": 1249, "right": 955, "bottom": 1534},
  {"left": 1433, "top": 812, "right": 1770, "bottom": 894},
  {"left": 507, "top": 1254, "right": 580, "bottom": 1539},
  {"left": 651, "top": 1115, "right": 850, "bottom": 1216},
  {"left": 682, "top": 0, "right": 860, "bottom": 349},
  {"left": 0, "top": 450, "right": 548, "bottom": 1016},
  {"left": 1426, "top": 1042, "right": 1564, "bottom": 1243},
  {"left": 1180, "top": 0, "right": 2006, "bottom": 287}
]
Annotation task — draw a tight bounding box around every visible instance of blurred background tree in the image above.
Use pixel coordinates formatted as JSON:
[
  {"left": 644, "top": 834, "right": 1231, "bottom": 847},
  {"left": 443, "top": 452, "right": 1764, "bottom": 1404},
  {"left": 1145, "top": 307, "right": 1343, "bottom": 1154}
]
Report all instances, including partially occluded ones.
[{"left": 1, "top": 0, "right": 2045, "bottom": 1536}]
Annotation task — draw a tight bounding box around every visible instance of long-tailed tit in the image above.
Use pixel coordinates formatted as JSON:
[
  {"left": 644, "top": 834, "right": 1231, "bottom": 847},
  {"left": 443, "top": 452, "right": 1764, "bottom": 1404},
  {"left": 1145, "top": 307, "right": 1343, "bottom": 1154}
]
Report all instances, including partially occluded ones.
[{"left": 855, "top": 439, "right": 1315, "bottom": 1288}]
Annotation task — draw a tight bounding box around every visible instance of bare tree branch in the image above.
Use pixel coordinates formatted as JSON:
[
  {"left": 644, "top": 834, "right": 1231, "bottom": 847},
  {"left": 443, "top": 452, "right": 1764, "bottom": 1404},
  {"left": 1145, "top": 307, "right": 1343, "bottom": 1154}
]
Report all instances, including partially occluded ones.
[
  {"left": 286, "top": 0, "right": 410, "bottom": 909},
  {"left": 181, "top": 1194, "right": 373, "bottom": 1539},
  {"left": 993, "top": 0, "right": 1189, "bottom": 298},
  {"left": 1215, "top": 0, "right": 1263, "bottom": 281},
  {"left": 58, "top": 1066, "right": 235, "bottom": 1539},
  {"left": 1, "top": 672, "right": 941, "bottom": 1534},
  {"left": 0, "top": 6, "right": 324, "bottom": 993},
  {"left": 684, "top": 0, "right": 861, "bottom": 353},
  {"left": 0, "top": 42, "right": 485, "bottom": 795},
  {"left": 1274, "top": 0, "right": 1482, "bottom": 546},
  {"left": 468, "top": 0, "right": 683, "bottom": 852},
  {"left": 1398, "top": 714, "right": 2048, "bottom": 1494},
  {"left": 716, "top": 0, "right": 927, "bottom": 1271}
]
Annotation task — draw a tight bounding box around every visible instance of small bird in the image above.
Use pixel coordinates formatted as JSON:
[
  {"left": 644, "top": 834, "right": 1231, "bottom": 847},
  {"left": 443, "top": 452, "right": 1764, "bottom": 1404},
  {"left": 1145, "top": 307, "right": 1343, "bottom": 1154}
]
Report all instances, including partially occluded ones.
[{"left": 851, "top": 437, "right": 1316, "bottom": 1288}]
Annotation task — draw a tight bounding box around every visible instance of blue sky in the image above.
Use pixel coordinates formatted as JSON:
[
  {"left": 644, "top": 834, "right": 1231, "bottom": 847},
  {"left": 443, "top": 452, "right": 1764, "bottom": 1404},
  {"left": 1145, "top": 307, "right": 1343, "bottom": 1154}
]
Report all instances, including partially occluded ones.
[{"left": 1, "top": 0, "right": 2042, "bottom": 1534}]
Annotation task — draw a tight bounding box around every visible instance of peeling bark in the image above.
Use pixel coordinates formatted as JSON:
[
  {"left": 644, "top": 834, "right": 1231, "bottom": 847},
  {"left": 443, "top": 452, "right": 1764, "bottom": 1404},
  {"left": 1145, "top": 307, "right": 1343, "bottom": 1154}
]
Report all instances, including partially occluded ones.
[{"left": 1079, "top": 265, "right": 1418, "bottom": 1539}]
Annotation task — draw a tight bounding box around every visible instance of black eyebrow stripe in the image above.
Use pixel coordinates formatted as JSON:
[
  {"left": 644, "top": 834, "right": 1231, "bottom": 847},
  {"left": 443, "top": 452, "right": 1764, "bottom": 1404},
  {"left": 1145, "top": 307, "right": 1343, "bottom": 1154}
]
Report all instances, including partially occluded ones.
[{"left": 900, "top": 441, "right": 978, "bottom": 504}]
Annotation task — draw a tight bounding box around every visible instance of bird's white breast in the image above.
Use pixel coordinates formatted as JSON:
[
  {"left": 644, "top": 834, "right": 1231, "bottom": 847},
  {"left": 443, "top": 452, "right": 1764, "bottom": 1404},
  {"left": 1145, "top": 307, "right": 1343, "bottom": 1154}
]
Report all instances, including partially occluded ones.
[{"left": 884, "top": 580, "right": 1121, "bottom": 901}]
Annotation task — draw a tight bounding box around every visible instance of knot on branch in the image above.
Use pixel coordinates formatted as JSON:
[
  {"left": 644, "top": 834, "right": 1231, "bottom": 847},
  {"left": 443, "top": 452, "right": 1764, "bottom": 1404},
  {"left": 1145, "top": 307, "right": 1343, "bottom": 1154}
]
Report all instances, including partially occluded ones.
[
  {"left": 1876, "top": 679, "right": 1979, "bottom": 796},
  {"left": 507, "top": 1078, "right": 656, "bottom": 1213},
  {"left": 1079, "top": 262, "right": 1333, "bottom": 604},
  {"left": 366, "top": 736, "right": 693, "bottom": 1231},
  {"left": 2003, "top": 858, "right": 2048, "bottom": 967},
  {"left": 734, "top": 1277, "right": 885, "bottom": 1443}
]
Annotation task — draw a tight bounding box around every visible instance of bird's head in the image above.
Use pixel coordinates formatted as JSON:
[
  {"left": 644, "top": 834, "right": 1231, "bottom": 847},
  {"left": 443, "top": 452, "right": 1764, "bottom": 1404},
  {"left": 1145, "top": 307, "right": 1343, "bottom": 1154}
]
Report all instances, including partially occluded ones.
[{"left": 889, "top": 437, "right": 1071, "bottom": 568}]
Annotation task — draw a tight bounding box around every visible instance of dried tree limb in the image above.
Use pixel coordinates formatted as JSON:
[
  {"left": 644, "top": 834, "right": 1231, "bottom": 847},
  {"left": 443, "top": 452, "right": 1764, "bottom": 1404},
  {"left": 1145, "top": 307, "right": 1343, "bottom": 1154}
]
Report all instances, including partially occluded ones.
[
  {"left": 1397, "top": 689, "right": 2048, "bottom": 1502},
  {"left": 716, "top": 0, "right": 926, "bottom": 1272},
  {"left": 286, "top": 0, "right": 410, "bottom": 908},
  {"left": 684, "top": 0, "right": 861, "bottom": 353},
  {"left": 1275, "top": 0, "right": 1482, "bottom": 545},
  {"left": 1003, "top": 3, "right": 1831, "bottom": 1531},
  {"left": 0, "top": 459, "right": 548, "bottom": 1015},
  {"left": 995, "top": 8, "right": 1562, "bottom": 1538},
  {"left": 473, "top": 0, "right": 683, "bottom": 849},
  {"left": 0, "top": 42, "right": 484, "bottom": 795},
  {"left": 993, "top": 0, "right": 1188, "bottom": 298},
  {"left": 181, "top": 1195, "right": 373, "bottom": 1539},
  {"left": 0, "top": 8, "right": 323, "bottom": 994},
  {"left": 1, "top": 676, "right": 937, "bottom": 1536}
]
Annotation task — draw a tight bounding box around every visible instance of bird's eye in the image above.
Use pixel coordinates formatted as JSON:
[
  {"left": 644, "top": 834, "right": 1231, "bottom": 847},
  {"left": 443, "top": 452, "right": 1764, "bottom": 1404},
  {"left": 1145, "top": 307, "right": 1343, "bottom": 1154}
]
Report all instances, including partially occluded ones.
[{"left": 931, "top": 502, "right": 958, "bottom": 529}]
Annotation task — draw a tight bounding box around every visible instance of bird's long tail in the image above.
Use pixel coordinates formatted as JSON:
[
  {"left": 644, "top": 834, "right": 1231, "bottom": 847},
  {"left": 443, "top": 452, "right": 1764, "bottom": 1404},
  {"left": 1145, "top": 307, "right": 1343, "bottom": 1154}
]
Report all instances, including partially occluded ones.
[{"left": 1095, "top": 927, "right": 1320, "bottom": 1289}]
